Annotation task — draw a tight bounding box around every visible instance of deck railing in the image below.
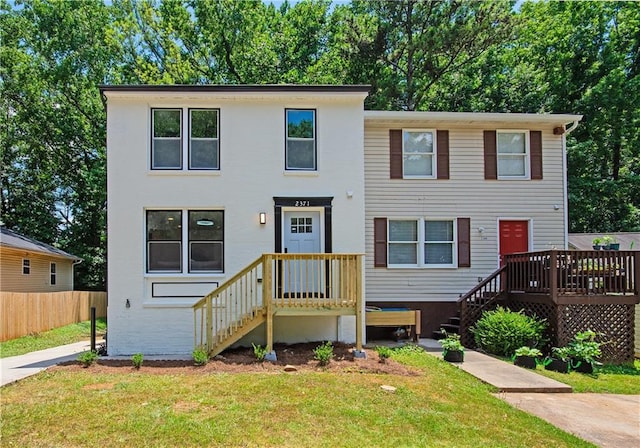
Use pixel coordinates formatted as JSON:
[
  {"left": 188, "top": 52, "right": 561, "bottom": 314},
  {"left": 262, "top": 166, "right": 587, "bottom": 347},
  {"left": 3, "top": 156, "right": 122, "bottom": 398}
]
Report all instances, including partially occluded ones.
[
  {"left": 504, "top": 250, "right": 639, "bottom": 301},
  {"left": 194, "top": 253, "right": 363, "bottom": 356}
]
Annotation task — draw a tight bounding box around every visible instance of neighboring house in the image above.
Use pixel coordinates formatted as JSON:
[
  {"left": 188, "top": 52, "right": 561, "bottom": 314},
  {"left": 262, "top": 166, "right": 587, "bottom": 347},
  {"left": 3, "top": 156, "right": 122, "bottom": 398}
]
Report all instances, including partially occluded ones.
[
  {"left": 0, "top": 227, "right": 81, "bottom": 292},
  {"left": 101, "top": 84, "right": 585, "bottom": 356}
]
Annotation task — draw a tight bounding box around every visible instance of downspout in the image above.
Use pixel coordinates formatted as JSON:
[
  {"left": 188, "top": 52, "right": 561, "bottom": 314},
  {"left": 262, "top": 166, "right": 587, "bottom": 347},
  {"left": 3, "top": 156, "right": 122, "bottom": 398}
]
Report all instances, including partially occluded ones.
[
  {"left": 562, "top": 120, "right": 580, "bottom": 249},
  {"left": 72, "top": 258, "right": 83, "bottom": 290}
]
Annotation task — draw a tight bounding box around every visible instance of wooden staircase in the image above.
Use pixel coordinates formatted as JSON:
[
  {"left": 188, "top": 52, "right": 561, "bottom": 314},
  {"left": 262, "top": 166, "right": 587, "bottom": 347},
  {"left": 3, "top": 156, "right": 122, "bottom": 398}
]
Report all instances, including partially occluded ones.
[{"left": 194, "top": 253, "right": 364, "bottom": 357}]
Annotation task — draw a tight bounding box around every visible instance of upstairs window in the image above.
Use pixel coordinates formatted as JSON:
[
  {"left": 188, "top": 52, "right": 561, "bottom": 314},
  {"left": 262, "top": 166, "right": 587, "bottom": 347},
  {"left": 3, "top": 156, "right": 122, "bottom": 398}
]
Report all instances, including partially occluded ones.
[
  {"left": 189, "top": 109, "right": 219, "bottom": 170},
  {"left": 22, "top": 259, "right": 30, "bottom": 275},
  {"left": 403, "top": 130, "right": 435, "bottom": 178},
  {"left": 152, "top": 109, "right": 182, "bottom": 169},
  {"left": 497, "top": 131, "right": 529, "bottom": 178},
  {"left": 286, "top": 109, "right": 316, "bottom": 170}
]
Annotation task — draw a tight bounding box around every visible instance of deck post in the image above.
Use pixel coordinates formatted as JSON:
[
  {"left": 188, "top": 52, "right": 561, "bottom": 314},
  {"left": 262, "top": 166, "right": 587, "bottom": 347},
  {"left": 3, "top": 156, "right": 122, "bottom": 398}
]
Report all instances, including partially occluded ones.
[
  {"left": 550, "top": 250, "right": 559, "bottom": 303},
  {"left": 206, "top": 295, "right": 213, "bottom": 353},
  {"left": 355, "top": 255, "right": 364, "bottom": 352},
  {"left": 263, "top": 254, "right": 274, "bottom": 353},
  {"left": 634, "top": 251, "right": 640, "bottom": 296}
]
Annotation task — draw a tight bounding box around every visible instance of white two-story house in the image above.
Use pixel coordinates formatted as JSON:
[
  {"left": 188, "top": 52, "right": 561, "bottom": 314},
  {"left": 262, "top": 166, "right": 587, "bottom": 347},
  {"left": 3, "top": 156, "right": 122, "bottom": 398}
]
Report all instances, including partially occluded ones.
[{"left": 101, "top": 84, "right": 583, "bottom": 356}]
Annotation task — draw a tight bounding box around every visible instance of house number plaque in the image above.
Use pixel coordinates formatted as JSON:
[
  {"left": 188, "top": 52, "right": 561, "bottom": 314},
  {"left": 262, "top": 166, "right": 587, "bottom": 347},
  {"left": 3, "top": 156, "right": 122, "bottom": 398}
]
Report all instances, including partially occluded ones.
[{"left": 294, "top": 200, "right": 310, "bottom": 207}]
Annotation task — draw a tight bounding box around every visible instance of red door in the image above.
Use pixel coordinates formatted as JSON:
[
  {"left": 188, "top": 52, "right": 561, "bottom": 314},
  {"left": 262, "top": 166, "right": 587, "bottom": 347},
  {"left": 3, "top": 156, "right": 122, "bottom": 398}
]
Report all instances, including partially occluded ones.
[{"left": 499, "top": 220, "right": 529, "bottom": 265}]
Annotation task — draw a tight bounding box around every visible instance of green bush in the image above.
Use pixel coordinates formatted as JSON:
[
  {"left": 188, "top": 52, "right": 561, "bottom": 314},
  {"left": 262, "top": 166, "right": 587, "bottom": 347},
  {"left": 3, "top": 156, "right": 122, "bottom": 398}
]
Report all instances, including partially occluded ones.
[
  {"left": 76, "top": 350, "right": 98, "bottom": 368},
  {"left": 470, "top": 307, "right": 547, "bottom": 357},
  {"left": 375, "top": 345, "right": 393, "bottom": 362},
  {"left": 192, "top": 347, "right": 209, "bottom": 366},
  {"left": 252, "top": 343, "right": 268, "bottom": 362},
  {"left": 131, "top": 353, "right": 144, "bottom": 369},
  {"left": 313, "top": 341, "right": 334, "bottom": 366}
]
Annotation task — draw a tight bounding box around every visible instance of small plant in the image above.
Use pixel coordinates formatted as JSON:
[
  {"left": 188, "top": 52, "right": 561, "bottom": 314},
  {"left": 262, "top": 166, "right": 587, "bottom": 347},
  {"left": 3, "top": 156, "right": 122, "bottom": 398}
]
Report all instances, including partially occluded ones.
[
  {"left": 551, "top": 346, "right": 572, "bottom": 362},
  {"left": 568, "top": 330, "right": 602, "bottom": 366},
  {"left": 192, "top": 347, "right": 209, "bottom": 366},
  {"left": 375, "top": 345, "right": 393, "bottom": 363},
  {"left": 602, "top": 235, "right": 615, "bottom": 245},
  {"left": 470, "top": 306, "right": 547, "bottom": 357},
  {"left": 592, "top": 237, "right": 602, "bottom": 246},
  {"left": 313, "top": 341, "right": 334, "bottom": 366},
  {"left": 514, "top": 346, "right": 543, "bottom": 357},
  {"left": 131, "top": 353, "right": 144, "bottom": 369},
  {"left": 76, "top": 350, "right": 98, "bottom": 368},
  {"left": 252, "top": 343, "right": 268, "bottom": 362},
  {"left": 440, "top": 330, "right": 464, "bottom": 354}
]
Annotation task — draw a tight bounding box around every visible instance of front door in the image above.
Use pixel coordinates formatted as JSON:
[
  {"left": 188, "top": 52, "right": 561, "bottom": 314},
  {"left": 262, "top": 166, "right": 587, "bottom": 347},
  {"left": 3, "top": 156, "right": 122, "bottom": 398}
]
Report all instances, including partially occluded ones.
[
  {"left": 499, "top": 220, "right": 529, "bottom": 265},
  {"left": 282, "top": 211, "right": 321, "bottom": 296}
]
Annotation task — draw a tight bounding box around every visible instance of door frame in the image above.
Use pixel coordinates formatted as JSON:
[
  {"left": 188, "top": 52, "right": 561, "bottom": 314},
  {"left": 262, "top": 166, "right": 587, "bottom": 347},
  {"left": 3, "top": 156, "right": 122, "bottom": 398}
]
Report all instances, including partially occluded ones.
[
  {"left": 273, "top": 197, "right": 333, "bottom": 254},
  {"left": 497, "top": 218, "right": 532, "bottom": 266}
]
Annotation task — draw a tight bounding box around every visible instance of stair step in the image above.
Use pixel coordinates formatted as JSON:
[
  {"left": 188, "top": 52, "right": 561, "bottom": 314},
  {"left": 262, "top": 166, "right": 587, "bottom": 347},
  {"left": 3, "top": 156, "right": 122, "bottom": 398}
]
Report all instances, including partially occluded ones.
[
  {"left": 448, "top": 316, "right": 461, "bottom": 325},
  {"left": 440, "top": 323, "right": 460, "bottom": 333},
  {"left": 432, "top": 330, "right": 446, "bottom": 340}
]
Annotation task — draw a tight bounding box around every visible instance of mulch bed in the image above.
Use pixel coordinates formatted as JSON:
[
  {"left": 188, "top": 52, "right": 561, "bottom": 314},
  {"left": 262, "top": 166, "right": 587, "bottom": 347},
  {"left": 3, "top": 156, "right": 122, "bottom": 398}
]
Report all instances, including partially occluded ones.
[{"left": 54, "top": 342, "right": 420, "bottom": 376}]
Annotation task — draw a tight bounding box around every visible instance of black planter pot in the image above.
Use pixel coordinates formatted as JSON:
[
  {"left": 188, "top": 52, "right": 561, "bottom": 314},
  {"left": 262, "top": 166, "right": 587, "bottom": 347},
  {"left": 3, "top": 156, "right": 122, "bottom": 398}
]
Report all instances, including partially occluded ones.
[
  {"left": 545, "top": 358, "right": 570, "bottom": 373},
  {"left": 571, "top": 358, "right": 594, "bottom": 374},
  {"left": 443, "top": 350, "right": 464, "bottom": 363},
  {"left": 514, "top": 356, "right": 537, "bottom": 369}
]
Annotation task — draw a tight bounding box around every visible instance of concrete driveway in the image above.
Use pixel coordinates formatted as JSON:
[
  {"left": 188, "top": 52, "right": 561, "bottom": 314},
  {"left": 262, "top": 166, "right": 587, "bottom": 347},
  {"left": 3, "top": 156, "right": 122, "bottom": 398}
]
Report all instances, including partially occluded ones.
[{"left": 499, "top": 392, "right": 640, "bottom": 448}]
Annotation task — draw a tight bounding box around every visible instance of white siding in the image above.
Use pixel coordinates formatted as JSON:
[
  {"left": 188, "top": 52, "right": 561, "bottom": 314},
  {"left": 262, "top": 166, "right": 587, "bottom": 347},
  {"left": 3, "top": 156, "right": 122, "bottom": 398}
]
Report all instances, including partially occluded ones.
[
  {"left": 364, "top": 121, "right": 567, "bottom": 303},
  {"left": 106, "top": 91, "right": 366, "bottom": 355}
]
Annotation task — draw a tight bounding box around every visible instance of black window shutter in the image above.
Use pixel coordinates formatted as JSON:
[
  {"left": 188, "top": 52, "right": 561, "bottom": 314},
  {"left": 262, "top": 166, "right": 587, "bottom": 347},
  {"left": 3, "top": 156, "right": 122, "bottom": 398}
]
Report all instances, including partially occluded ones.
[
  {"left": 437, "top": 130, "right": 450, "bottom": 179},
  {"left": 530, "top": 131, "right": 543, "bottom": 180},
  {"left": 457, "top": 217, "right": 471, "bottom": 268},
  {"left": 484, "top": 130, "right": 497, "bottom": 180},
  {"left": 389, "top": 130, "right": 403, "bottom": 179},
  {"left": 374, "top": 218, "right": 388, "bottom": 267}
]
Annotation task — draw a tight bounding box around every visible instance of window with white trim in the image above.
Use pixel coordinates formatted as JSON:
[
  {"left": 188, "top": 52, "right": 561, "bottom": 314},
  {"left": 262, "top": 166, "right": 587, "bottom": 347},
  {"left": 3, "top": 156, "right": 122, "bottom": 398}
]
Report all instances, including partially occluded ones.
[
  {"left": 388, "top": 218, "right": 456, "bottom": 267},
  {"left": 497, "top": 131, "right": 529, "bottom": 178},
  {"left": 146, "top": 210, "right": 224, "bottom": 273},
  {"left": 50, "top": 262, "right": 57, "bottom": 285},
  {"left": 151, "top": 108, "right": 220, "bottom": 171},
  {"left": 403, "top": 130, "right": 436, "bottom": 177},
  {"left": 22, "top": 259, "right": 30, "bottom": 275},
  {"left": 286, "top": 109, "right": 316, "bottom": 170}
]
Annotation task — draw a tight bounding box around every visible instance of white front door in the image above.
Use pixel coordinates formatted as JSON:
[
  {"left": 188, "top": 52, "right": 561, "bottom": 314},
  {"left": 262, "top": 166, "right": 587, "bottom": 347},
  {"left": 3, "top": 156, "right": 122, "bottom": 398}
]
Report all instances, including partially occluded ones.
[
  {"left": 283, "top": 211, "right": 321, "bottom": 254},
  {"left": 283, "top": 211, "right": 322, "bottom": 296}
]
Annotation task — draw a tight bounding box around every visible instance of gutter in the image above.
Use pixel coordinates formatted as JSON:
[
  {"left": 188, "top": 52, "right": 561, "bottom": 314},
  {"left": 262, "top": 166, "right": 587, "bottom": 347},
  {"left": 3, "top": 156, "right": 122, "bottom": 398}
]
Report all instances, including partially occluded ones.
[{"left": 562, "top": 120, "right": 581, "bottom": 249}]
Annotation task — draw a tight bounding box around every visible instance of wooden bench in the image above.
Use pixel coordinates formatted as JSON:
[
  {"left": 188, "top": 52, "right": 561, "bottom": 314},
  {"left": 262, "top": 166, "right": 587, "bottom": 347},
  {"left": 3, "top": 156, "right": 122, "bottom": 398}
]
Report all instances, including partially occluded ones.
[{"left": 365, "top": 308, "right": 421, "bottom": 342}]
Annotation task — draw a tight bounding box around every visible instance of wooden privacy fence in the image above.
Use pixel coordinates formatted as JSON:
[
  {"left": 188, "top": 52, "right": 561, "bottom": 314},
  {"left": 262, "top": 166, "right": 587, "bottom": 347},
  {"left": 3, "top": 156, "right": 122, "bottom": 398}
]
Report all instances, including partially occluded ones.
[{"left": 0, "top": 291, "right": 107, "bottom": 341}]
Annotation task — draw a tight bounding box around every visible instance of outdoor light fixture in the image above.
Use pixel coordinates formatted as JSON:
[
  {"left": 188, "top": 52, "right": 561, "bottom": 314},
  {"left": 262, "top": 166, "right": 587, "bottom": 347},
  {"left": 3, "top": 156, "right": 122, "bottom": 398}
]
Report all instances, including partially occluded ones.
[
  {"left": 259, "top": 212, "right": 267, "bottom": 225},
  {"left": 478, "top": 226, "right": 485, "bottom": 233}
]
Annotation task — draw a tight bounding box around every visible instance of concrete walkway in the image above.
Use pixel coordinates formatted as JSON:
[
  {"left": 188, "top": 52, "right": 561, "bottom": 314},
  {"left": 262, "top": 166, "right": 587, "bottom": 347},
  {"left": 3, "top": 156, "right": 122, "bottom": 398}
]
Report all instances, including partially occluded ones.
[
  {"left": 419, "top": 339, "right": 640, "bottom": 447},
  {"left": 1, "top": 340, "right": 100, "bottom": 387}
]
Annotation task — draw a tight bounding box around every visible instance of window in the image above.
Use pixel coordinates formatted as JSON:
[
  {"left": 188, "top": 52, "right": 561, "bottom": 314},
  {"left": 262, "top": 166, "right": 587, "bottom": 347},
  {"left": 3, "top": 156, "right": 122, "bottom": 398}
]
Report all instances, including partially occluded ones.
[
  {"left": 22, "top": 259, "right": 30, "bottom": 275},
  {"left": 286, "top": 109, "right": 316, "bottom": 170},
  {"left": 50, "top": 263, "right": 56, "bottom": 285},
  {"left": 388, "top": 218, "right": 456, "bottom": 267},
  {"left": 189, "top": 109, "right": 219, "bottom": 170},
  {"left": 152, "top": 109, "right": 182, "bottom": 169},
  {"left": 146, "top": 210, "right": 224, "bottom": 273},
  {"left": 497, "top": 131, "right": 528, "bottom": 178},
  {"left": 188, "top": 211, "right": 223, "bottom": 272},
  {"left": 403, "top": 130, "right": 435, "bottom": 177}
]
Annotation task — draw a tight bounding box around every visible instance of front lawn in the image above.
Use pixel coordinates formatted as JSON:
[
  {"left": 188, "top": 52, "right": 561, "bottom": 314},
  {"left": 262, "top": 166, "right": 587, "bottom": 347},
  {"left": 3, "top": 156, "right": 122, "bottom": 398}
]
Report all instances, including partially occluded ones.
[
  {"left": 0, "top": 347, "right": 593, "bottom": 447},
  {"left": 0, "top": 318, "right": 106, "bottom": 358},
  {"left": 530, "top": 360, "right": 640, "bottom": 394}
]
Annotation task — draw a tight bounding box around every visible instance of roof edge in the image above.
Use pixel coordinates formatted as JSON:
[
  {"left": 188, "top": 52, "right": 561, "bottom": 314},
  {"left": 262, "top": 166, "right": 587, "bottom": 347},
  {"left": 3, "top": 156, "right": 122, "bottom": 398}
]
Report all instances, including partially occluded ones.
[
  {"left": 364, "top": 110, "right": 583, "bottom": 124},
  {"left": 99, "top": 84, "right": 371, "bottom": 94}
]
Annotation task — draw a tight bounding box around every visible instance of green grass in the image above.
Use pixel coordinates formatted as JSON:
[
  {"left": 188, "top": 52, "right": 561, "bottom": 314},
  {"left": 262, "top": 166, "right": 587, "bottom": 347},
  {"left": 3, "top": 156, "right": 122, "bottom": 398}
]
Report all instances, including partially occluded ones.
[
  {"left": 530, "top": 360, "right": 640, "bottom": 394},
  {"left": 0, "top": 318, "right": 106, "bottom": 358},
  {"left": 0, "top": 347, "right": 594, "bottom": 447}
]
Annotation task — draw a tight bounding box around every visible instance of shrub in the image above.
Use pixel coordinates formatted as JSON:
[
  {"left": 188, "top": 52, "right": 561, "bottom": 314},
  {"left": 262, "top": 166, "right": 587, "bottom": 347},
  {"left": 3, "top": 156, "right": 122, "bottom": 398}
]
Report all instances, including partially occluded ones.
[
  {"left": 313, "top": 341, "right": 334, "bottom": 366},
  {"left": 440, "top": 330, "right": 464, "bottom": 355},
  {"left": 77, "top": 350, "right": 98, "bottom": 368},
  {"left": 470, "top": 307, "right": 547, "bottom": 357},
  {"left": 375, "top": 346, "right": 393, "bottom": 362},
  {"left": 567, "top": 330, "right": 602, "bottom": 365},
  {"left": 131, "top": 353, "right": 144, "bottom": 369},
  {"left": 252, "top": 343, "right": 268, "bottom": 362},
  {"left": 192, "top": 347, "right": 209, "bottom": 366}
]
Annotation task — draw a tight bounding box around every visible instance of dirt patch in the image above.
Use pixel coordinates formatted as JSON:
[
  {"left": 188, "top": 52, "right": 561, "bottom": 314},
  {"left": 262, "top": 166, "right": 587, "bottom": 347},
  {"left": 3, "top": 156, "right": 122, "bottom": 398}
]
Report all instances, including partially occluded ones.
[{"left": 54, "top": 342, "right": 419, "bottom": 376}]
